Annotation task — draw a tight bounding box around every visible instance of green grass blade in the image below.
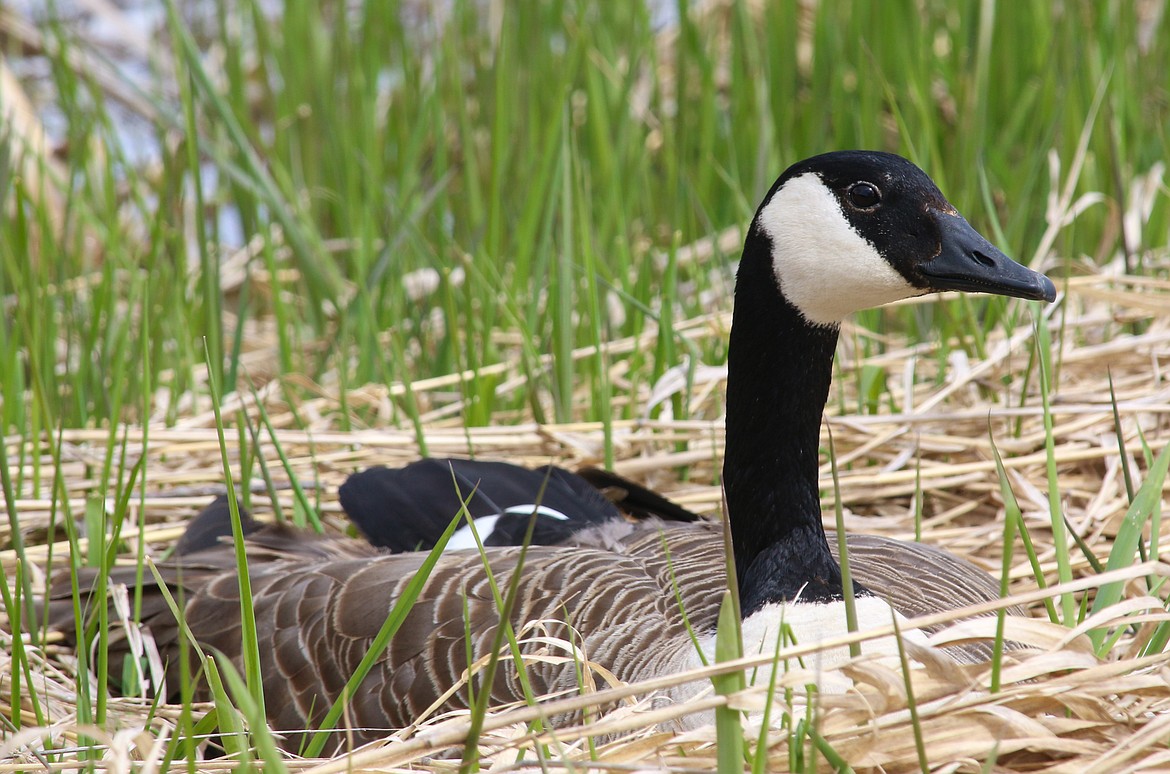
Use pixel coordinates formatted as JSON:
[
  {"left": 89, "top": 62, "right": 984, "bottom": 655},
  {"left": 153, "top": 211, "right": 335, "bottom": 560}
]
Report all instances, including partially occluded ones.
[
  {"left": 828, "top": 425, "right": 860, "bottom": 658},
  {"left": 987, "top": 430, "right": 1018, "bottom": 693},
  {"left": 712, "top": 590, "right": 745, "bottom": 774},
  {"left": 1035, "top": 316, "right": 1076, "bottom": 625},
  {"left": 303, "top": 496, "right": 467, "bottom": 757},
  {"left": 892, "top": 613, "right": 929, "bottom": 774},
  {"left": 1089, "top": 442, "right": 1170, "bottom": 652},
  {"left": 204, "top": 339, "right": 265, "bottom": 720}
]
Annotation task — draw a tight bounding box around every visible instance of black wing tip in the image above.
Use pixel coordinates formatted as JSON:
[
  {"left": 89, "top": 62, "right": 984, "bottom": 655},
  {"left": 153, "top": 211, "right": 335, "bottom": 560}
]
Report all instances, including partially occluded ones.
[
  {"left": 173, "top": 495, "right": 260, "bottom": 556},
  {"left": 574, "top": 467, "right": 702, "bottom": 523}
]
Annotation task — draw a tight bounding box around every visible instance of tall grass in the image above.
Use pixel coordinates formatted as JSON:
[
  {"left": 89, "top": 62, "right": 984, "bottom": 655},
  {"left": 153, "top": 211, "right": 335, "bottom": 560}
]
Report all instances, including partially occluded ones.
[
  {"left": 2, "top": 0, "right": 1169, "bottom": 767},
  {"left": 3, "top": 1, "right": 1166, "bottom": 437}
]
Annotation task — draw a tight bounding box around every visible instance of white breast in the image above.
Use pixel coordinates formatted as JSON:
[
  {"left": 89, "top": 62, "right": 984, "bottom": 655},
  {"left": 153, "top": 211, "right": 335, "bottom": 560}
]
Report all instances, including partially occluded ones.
[{"left": 693, "top": 596, "right": 927, "bottom": 694}]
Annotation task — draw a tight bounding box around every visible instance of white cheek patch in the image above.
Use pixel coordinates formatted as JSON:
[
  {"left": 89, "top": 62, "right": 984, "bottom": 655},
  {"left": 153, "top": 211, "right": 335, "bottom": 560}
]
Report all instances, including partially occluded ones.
[{"left": 757, "top": 173, "right": 921, "bottom": 325}]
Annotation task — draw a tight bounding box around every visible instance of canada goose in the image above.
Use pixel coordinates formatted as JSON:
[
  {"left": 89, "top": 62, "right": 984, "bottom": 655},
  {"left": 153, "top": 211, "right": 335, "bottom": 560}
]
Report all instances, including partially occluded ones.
[{"left": 49, "top": 151, "right": 1055, "bottom": 751}]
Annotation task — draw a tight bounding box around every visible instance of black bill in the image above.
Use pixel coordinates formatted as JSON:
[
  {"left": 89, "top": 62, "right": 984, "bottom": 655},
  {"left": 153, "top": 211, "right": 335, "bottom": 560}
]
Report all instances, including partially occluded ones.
[{"left": 921, "top": 213, "right": 1057, "bottom": 303}]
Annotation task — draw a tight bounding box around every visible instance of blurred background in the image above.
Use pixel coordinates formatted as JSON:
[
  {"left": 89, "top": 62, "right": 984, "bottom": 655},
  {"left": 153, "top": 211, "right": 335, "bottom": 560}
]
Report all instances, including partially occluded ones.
[{"left": 2, "top": 0, "right": 1167, "bottom": 438}]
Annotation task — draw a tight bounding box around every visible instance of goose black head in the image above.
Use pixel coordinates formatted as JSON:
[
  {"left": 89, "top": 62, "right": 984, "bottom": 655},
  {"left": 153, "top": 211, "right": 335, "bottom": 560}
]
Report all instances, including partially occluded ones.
[{"left": 750, "top": 150, "right": 1056, "bottom": 326}]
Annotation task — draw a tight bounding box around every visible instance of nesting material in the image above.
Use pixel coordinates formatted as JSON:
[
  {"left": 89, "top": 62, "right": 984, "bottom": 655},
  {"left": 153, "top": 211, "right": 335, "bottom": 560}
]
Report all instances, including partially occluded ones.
[{"left": 2, "top": 272, "right": 1168, "bottom": 771}]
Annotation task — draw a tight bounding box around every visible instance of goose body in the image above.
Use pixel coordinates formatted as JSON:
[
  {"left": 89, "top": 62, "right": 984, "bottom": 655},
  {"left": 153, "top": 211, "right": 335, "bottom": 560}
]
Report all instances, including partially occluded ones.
[
  {"left": 50, "top": 151, "right": 1055, "bottom": 750},
  {"left": 339, "top": 460, "right": 1014, "bottom": 630}
]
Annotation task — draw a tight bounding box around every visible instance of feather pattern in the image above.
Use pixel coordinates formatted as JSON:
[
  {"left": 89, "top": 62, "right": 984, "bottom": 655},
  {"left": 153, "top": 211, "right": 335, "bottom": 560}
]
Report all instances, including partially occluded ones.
[{"left": 45, "top": 516, "right": 1017, "bottom": 751}]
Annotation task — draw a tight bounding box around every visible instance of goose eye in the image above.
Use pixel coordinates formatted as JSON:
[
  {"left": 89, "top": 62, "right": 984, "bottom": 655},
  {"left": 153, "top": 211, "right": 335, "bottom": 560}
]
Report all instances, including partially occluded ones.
[{"left": 847, "top": 182, "right": 882, "bottom": 209}]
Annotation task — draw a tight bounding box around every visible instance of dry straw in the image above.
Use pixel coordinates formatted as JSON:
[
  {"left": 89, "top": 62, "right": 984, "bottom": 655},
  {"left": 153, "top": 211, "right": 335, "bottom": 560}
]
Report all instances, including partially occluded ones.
[{"left": 2, "top": 272, "right": 1169, "bottom": 771}]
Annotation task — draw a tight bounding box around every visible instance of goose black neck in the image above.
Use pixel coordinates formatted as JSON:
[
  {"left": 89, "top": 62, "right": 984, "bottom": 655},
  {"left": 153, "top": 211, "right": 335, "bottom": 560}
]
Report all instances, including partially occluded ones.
[{"left": 724, "top": 241, "right": 847, "bottom": 615}]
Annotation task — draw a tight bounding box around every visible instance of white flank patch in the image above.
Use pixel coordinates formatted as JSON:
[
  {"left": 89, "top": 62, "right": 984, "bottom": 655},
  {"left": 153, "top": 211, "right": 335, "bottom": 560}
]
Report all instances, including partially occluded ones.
[
  {"left": 447, "top": 515, "right": 500, "bottom": 550},
  {"left": 446, "top": 505, "right": 570, "bottom": 551},
  {"left": 758, "top": 173, "right": 920, "bottom": 325},
  {"left": 693, "top": 596, "right": 928, "bottom": 694},
  {"left": 503, "top": 504, "right": 570, "bottom": 520}
]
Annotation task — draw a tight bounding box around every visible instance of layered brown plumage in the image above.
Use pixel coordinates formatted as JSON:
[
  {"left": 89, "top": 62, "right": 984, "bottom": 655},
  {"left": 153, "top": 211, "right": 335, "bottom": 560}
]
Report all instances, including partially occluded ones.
[{"left": 47, "top": 510, "right": 1018, "bottom": 751}]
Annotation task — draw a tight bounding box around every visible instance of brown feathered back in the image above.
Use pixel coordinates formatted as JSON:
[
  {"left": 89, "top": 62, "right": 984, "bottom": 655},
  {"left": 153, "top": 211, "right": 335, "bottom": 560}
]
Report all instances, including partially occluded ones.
[{"left": 46, "top": 513, "right": 1018, "bottom": 753}]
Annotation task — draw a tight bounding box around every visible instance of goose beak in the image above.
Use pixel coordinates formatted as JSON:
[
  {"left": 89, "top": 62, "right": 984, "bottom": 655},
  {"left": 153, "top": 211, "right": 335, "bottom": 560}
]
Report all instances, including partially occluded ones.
[{"left": 921, "top": 213, "right": 1057, "bottom": 303}]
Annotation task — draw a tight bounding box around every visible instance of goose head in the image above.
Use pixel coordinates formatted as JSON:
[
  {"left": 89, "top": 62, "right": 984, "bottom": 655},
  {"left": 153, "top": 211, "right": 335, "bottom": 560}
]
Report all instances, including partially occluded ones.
[
  {"left": 752, "top": 150, "right": 1056, "bottom": 326},
  {"left": 725, "top": 150, "right": 1056, "bottom": 613}
]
